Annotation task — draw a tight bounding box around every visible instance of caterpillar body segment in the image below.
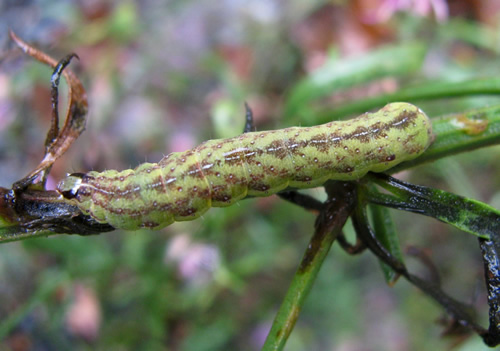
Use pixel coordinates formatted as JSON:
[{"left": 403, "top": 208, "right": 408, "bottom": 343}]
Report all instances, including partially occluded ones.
[{"left": 57, "top": 102, "right": 434, "bottom": 230}]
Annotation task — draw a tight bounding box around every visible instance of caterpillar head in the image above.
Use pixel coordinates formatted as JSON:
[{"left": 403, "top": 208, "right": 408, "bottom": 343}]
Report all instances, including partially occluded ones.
[{"left": 57, "top": 173, "right": 88, "bottom": 199}]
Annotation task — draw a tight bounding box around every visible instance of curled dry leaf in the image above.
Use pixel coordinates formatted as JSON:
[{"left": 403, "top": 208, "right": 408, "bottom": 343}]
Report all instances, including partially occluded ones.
[{"left": 9, "top": 30, "right": 88, "bottom": 189}]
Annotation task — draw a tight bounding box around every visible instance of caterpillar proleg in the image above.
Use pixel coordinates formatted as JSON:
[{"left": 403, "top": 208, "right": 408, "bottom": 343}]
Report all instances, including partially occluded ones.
[{"left": 57, "top": 102, "right": 433, "bottom": 230}]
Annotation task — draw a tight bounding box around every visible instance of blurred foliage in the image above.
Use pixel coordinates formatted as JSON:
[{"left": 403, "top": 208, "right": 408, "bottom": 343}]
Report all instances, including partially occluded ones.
[{"left": 0, "top": 1, "right": 500, "bottom": 350}]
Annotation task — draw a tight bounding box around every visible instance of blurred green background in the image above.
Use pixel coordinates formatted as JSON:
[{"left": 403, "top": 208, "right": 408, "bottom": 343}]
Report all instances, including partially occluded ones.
[{"left": 0, "top": 1, "right": 500, "bottom": 350}]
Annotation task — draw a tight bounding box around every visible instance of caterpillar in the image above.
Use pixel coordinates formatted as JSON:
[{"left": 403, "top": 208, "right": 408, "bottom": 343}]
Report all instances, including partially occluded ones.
[{"left": 57, "top": 102, "right": 434, "bottom": 230}]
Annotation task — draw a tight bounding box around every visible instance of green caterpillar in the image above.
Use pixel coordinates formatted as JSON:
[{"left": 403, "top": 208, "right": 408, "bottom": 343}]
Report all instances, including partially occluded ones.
[{"left": 57, "top": 102, "right": 433, "bottom": 230}]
